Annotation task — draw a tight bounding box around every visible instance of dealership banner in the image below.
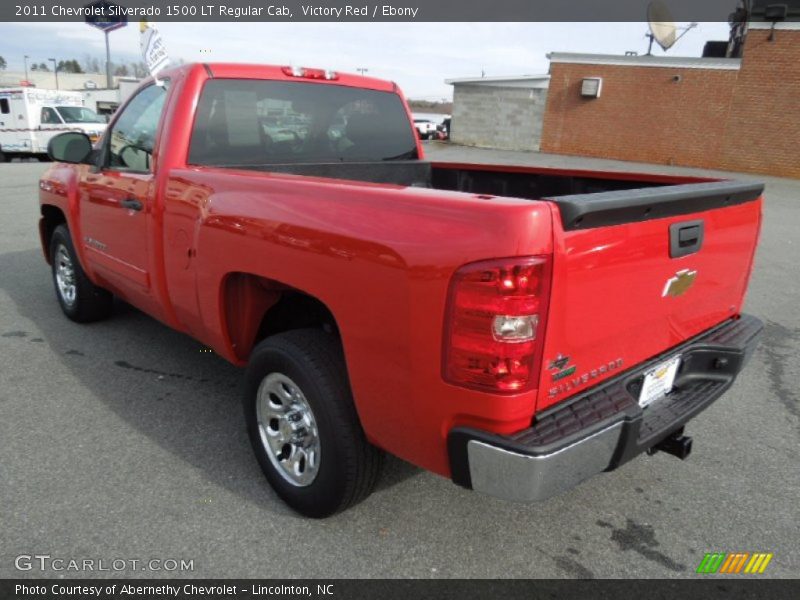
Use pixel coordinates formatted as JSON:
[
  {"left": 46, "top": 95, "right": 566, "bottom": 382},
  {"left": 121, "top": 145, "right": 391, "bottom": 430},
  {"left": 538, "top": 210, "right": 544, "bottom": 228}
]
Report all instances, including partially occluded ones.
[
  {"left": 6, "top": 0, "right": 760, "bottom": 22},
  {"left": 3, "top": 579, "right": 800, "bottom": 599}
]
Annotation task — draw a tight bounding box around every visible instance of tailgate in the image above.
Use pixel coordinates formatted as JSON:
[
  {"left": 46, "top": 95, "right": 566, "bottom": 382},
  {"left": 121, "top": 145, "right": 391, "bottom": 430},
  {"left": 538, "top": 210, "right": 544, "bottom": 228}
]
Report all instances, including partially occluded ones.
[{"left": 537, "top": 180, "right": 763, "bottom": 412}]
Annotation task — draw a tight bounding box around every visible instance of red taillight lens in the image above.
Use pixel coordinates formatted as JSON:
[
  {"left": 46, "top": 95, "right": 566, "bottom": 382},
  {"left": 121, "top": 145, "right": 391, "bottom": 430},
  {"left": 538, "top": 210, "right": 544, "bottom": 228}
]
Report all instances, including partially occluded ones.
[{"left": 443, "top": 256, "right": 551, "bottom": 393}]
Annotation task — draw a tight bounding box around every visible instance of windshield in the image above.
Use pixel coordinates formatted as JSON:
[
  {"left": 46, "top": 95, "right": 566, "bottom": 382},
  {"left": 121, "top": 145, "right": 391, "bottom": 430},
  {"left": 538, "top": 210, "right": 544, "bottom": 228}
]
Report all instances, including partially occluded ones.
[
  {"left": 55, "top": 106, "right": 105, "bottom": 124},
  {"left": 188, "top": 79, "right": 419, "bottom": 166}
]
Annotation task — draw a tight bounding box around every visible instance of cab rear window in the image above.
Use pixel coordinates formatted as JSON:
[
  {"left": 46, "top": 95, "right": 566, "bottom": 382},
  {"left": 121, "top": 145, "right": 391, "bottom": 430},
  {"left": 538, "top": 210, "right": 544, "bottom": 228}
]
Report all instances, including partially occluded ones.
[{"left": 188, "top": 79, "right": 418, "bottom": 166}]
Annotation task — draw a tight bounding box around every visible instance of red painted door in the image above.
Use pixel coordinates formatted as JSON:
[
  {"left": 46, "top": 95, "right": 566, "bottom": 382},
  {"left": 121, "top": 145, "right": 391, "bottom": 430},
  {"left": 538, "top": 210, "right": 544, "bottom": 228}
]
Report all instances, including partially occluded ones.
[{"left": 79, "top": 83, "right": 169, "bottom": 306}]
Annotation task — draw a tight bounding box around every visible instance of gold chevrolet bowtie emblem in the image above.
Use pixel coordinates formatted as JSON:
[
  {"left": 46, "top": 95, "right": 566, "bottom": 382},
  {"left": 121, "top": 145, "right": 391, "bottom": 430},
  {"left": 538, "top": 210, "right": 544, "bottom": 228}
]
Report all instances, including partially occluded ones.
[{"left": 663, "top": 269, "right": 697, "bottom": 297}]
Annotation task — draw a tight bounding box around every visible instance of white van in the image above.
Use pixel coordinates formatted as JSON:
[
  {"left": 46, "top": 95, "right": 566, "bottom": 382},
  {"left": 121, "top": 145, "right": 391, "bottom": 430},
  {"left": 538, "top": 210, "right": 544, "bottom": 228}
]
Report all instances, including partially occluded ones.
[{"left": 0, "top": 87, "right": 107, "bottom": 162}]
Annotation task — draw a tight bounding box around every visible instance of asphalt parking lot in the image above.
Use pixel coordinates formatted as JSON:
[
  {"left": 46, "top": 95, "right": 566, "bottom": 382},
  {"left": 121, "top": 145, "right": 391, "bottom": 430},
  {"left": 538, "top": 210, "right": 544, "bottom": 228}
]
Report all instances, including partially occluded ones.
[{"left": 1, "top": 145, "right": 798, "bottom": 579}]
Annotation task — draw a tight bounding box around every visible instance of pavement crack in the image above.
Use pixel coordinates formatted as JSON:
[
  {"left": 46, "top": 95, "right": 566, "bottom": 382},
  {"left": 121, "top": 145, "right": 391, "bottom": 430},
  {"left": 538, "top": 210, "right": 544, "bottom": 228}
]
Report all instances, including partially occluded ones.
[
  {"left": 114, "top": 359, "right": 195, "bottom": 381},
  {"left": 113, "top": 358, "right": 232, "bottom": 389}
]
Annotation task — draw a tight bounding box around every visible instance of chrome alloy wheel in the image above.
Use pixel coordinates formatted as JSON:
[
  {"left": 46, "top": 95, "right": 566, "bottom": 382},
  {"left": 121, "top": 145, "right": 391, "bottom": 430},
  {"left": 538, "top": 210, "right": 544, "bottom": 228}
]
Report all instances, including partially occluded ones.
[
  {"left": 55, "top": 244, "right": 77, "bottom": 307},
  {"left": 256, "top": 372, "right": 321, "bottom": 487}
]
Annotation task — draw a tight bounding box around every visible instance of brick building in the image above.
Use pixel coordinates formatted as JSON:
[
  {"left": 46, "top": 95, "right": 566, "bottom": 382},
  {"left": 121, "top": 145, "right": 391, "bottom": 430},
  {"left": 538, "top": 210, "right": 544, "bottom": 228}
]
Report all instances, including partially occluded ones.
[{"left": 540, "top": 22, "right": 800, "bottom": 178}]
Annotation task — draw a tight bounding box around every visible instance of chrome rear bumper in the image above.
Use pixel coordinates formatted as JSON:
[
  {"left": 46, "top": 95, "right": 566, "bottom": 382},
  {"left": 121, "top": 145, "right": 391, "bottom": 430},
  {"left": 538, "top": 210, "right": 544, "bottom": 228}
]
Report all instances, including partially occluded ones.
[
  {"left": 466, "top": 423, "right": 623, "bottom": 502},
  {"left": 448, "top": 315, "right": 763, "bottom": 502}
]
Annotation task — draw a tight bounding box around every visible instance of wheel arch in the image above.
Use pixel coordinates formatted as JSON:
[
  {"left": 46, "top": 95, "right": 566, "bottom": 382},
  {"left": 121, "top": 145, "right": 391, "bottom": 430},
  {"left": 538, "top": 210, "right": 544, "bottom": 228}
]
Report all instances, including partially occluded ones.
[
  {"left": 39, "top": 204, "right": 68, "bottom": 264},
  {"left": 219, "top": 272, "right": 342, "bottom": 364}
]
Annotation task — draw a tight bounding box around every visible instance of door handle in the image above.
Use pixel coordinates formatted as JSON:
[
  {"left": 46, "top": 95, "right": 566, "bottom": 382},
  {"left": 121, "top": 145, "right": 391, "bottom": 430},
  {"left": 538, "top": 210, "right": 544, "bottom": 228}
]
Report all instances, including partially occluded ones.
[
  {"left": 120, "top": 198, "right": 143, "bottom": 212},
  {"left": 669, "top": 220, "right": 704, "bottom": 258},
  {"left": 678, "top": 226, "right": 700, "bottom": 245}
]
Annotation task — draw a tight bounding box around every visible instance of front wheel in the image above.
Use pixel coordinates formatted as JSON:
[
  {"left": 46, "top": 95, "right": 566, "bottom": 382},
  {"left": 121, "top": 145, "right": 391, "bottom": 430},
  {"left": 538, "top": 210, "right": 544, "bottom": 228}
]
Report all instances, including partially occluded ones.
[
  {"left": 244, "top": 329, "right": 383, "bottom": 517},
  {"left": 50, "top": 224, "right": 113, "bottom": 322}
]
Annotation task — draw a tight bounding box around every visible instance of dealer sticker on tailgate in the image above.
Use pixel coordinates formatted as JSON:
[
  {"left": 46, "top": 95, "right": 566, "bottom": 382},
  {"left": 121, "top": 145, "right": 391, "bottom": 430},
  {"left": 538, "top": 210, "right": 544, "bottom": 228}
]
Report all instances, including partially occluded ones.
[{"left": 638, "top": 355, "right": 681, "bottom": 408}]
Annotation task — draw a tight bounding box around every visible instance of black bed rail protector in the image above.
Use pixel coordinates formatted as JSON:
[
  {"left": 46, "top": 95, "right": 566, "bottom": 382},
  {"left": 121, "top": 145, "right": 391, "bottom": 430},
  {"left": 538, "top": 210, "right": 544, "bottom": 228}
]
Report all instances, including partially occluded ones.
[{"left": 547, "top": 180, "right": 764, "bottom": 231}]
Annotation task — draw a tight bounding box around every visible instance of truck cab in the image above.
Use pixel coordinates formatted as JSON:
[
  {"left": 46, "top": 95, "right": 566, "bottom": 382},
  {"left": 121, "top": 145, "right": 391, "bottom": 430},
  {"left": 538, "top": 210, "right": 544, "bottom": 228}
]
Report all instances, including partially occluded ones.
[{"left": 39, "top": 104, "right": 107, "bottom": 141}]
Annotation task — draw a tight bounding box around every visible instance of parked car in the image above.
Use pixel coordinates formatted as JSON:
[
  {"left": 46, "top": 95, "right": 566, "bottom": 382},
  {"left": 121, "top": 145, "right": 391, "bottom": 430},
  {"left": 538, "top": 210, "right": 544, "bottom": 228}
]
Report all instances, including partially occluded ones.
[
  {"left": 39, "top": 63, "right": 764, "bottom": 517},
  {"left": 413, "top": 118, "right": 437, "bottom": 140}
]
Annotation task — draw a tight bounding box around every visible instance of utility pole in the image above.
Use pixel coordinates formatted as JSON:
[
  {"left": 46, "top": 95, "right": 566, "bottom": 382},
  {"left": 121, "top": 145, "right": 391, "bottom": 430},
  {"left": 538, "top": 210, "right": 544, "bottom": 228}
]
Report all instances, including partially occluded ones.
[
  {"left": 48, "top": 58, "right": 58, "bottom": 89},
  {"left": 23, "top": 55, "right": 29, "bottom": 83},
  {"left": 356, "top": 67, "right": 368, "bottom": 76},
  {"left": 85, "top": 2, "right": 127, "bottom": 88},
  {"left": 105, "top": 29, "right": 112, "bottom": 88}
]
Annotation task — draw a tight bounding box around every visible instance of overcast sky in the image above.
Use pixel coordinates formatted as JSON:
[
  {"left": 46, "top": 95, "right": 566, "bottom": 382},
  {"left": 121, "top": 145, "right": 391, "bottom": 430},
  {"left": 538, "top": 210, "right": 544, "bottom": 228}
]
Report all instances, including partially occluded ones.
[{"left": 0, "top": 22, "right": 731, "bottom": 99}]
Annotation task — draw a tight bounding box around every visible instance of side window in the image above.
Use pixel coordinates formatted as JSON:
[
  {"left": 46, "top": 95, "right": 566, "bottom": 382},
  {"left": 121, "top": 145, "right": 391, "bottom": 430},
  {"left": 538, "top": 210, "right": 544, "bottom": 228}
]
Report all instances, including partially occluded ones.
[
  {"left": 41, "top": 107, "right": 60, "bottom": 124},
  {"left": 0, "top": 99, "right": 9, "bottom": 114},
  {"left": 107, "top": 83, "right": 169, "bottom": 172}
]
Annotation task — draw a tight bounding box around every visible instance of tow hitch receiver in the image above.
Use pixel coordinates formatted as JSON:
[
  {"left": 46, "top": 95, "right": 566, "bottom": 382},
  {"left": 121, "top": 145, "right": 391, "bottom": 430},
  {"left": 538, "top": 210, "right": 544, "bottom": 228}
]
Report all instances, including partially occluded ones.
[{"left": 648, "top": 429, "right": 693, "bottom": 460}]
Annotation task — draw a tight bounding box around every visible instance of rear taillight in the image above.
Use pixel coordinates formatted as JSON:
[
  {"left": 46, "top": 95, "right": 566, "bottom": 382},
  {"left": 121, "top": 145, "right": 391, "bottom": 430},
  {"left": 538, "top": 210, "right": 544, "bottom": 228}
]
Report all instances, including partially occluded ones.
[{"left": 443, "top": 256, "right": 551, "bottom": 393}]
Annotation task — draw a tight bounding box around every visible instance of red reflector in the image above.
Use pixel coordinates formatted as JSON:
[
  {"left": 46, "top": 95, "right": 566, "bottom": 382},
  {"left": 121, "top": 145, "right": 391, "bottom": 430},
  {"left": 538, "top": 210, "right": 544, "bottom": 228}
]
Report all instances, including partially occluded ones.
[{"left": 443, "top": 256, "right": 551, "bottom": 393}]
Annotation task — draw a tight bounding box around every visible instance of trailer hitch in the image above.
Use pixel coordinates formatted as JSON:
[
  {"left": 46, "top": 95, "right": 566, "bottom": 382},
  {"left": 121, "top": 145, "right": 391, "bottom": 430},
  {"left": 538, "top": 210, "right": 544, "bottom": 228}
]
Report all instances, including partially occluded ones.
[{"left": 647, "top": 428, "right": 693, "bottom": 460}]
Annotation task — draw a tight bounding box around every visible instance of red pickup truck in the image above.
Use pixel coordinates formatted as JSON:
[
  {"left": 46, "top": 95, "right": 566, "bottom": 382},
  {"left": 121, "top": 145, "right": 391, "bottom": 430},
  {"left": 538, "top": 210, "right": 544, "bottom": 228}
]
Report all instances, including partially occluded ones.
[{"left": 38, "top": 63, "right": 763, "bottom": 517}]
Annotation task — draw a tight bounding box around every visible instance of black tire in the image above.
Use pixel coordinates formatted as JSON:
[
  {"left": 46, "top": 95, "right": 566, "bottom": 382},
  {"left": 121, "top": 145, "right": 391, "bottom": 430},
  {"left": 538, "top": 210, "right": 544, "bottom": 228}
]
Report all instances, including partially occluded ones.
[
  {"left": 0, "top": 149, "right": 7, "bottom": 163},
  {"left": 50, "top": 224, "right": 113, "bottom": 322},
  {"left": 244, "top": 329, "right": 383, "bottom": 517}
]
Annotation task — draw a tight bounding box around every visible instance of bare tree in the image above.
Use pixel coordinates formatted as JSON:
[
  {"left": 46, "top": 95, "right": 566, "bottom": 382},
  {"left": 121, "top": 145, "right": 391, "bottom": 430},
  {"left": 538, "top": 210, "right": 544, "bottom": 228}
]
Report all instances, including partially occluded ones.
[
  {"left": 82, "top": 54, "right": 101, "bottom": 73},
  {"left": 131, "top": 61, "right": 148, "bottom": 78}
]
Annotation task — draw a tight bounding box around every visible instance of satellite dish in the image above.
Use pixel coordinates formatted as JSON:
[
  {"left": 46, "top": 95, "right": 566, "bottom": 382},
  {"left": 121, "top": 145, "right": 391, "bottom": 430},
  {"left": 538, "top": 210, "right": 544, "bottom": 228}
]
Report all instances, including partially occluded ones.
[{"left": 647, "top": 1, "right": 678, "bottom": 51}]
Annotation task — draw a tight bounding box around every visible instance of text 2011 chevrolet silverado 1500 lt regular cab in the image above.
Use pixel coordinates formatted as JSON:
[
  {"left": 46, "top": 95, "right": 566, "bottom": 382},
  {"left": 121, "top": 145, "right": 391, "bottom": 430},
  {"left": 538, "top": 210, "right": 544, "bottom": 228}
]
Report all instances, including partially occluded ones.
[{"left": 38, "top": 63, "right": 764, "bottom": 517}]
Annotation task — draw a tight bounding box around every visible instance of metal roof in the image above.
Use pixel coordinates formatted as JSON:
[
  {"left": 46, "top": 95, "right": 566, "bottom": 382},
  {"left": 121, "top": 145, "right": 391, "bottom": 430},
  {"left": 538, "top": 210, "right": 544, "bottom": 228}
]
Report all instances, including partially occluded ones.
[
  {"left": 547, "top": 53, "right": 742, "bottom": 71},
  {"left": 445, "top": 74, "right": 551, "bottom": 89}
]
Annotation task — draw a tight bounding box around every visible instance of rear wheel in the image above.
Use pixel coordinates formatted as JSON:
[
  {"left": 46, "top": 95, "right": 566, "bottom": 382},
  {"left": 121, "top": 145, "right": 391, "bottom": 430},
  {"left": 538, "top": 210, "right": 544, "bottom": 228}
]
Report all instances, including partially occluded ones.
[
  {"left": 50, "top": 224, "right": 113, "bottom": 322},
  {"left": 0, "top": 149, "right": 7, "bottom": 163},
  {"left": 244, "top": 329, "right": 383, "bottom": 517}
]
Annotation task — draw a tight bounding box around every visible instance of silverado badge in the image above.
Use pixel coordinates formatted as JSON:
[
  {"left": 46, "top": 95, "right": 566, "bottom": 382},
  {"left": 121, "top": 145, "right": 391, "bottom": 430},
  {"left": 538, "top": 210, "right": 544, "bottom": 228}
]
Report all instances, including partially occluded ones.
[
  {"left": 548, "top": 354, "right": 571, "bottom": 371},
  {"left": 548, "top": 358, "right": 624, "bottom": 397},
  {"left": 662, "top": 269, "right": 697, "bottom": 298}
]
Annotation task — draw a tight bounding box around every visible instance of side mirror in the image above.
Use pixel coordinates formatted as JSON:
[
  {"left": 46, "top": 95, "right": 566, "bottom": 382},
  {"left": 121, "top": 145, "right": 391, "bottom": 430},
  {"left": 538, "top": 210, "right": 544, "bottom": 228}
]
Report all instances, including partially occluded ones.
[{"left": 47, "top": 132, "right": 93, "bottom": 164}]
